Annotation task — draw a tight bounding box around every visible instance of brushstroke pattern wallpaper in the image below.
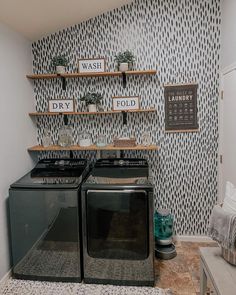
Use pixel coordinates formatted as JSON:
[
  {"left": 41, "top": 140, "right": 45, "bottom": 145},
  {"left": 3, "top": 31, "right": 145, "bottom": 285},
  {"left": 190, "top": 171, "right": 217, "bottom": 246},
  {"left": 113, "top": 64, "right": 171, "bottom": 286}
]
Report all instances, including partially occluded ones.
[{"left": 31, "top": 0, "right": 221, "bottom": 235}]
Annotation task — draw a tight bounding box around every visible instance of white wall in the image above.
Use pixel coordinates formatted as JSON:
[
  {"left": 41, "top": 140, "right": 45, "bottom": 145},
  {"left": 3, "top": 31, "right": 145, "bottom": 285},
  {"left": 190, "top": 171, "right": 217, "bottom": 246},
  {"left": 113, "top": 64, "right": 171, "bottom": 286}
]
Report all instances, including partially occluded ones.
[
  {"left": 219, "top": 0, "right": 236, "bottom": 198},
  {"left": 0, "top": 22, "right": 36, "bottom": 280},
  {"left": 221, "top": 0, "right": 236, "bottom": 69}
]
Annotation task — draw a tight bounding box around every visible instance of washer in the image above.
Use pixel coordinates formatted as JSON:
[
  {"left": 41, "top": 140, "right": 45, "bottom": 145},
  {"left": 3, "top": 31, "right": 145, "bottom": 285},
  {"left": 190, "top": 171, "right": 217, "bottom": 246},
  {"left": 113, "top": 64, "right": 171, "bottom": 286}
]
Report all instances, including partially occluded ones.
[
  {"left": 81, "top": 158, "right": 155, "bottom": 286},
  {"left": 9, "top": 158, "right": 90, "bottom": 282}
]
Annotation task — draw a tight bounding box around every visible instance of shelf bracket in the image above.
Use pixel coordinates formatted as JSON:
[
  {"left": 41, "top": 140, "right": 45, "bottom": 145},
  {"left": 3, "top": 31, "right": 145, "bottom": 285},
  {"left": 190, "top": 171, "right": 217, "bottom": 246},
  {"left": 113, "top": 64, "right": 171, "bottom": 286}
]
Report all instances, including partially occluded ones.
[
  {"left": 122, "top": 111, "right": 127, "bottom": 125},
  {"left": 122, "top": 72, "right": 127, "bottom": 88},
  {"left": 61, "top": 77, "right": 66, "bottom": 90},
  {"left": 63, "top": 114, "right": 68, "bottom": 125}
]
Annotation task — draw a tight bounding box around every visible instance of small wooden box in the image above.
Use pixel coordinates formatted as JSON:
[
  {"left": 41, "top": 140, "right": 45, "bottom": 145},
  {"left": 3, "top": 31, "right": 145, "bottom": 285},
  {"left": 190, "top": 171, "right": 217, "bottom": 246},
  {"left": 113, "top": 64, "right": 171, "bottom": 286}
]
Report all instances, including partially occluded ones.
[{"left": 113, "top": 138, "right": 136, "bottom": 147}]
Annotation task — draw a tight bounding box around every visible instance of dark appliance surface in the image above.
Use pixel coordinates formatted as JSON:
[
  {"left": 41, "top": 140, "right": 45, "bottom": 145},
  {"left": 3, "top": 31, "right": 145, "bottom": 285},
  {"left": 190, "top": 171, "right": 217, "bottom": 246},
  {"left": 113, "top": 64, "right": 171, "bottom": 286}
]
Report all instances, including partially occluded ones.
[
  {"left": 81, "top": 158, "right": 155, "bottom": 286},
  {"left": 9, "top": 158, "right": 89, "bottom": 282}
]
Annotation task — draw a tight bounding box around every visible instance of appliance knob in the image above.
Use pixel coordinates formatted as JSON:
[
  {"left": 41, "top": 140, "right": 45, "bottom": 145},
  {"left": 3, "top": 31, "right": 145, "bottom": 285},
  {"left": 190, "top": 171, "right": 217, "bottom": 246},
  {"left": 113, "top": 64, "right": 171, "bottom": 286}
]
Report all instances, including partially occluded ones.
[
  {"left": 58, "top": 160, "right": 65, "bottom": 166},
  {"left": 119, "top": 160, "right": 125, "bottom": 166}
]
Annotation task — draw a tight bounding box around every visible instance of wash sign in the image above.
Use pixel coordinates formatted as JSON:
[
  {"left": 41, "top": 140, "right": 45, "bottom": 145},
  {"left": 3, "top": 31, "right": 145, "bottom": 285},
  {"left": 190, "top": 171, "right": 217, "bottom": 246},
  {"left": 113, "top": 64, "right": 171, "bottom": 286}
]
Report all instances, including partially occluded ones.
[
  {"left": 49, "top": 99, "right": 74, "bottom": 113},
  {"left": 78, "top": 58, "right": 105, "bottom": 73},
  {"left": 112, "top": 96, "right": 140, "bottom": 111}
]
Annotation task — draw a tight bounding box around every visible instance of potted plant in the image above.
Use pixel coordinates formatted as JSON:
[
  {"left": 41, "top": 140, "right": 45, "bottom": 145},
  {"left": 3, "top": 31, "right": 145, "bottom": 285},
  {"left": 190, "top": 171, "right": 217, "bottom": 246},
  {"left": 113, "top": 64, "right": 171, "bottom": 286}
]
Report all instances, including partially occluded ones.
[
  {"left": 114, "top": 50, "right": 135, "bottom": 72},
  {"left": 52, "top": 55, "right": 69, "bottom": 74},
  {"left": 80, "top": 92, "right": 103, "bottom": 112}
]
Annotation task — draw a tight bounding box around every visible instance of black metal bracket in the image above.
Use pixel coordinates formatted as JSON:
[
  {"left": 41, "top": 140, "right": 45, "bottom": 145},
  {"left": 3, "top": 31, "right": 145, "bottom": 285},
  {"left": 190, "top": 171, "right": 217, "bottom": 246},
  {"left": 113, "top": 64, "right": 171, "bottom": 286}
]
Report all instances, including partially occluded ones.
[
  {"left": 63, "top": 114, "right": 68, "bottom": 125},
  {"left": 61, "top": 77, "right": 66, "bottom": 91},
  {"left": 122, "top": 72, "right": 127, "bottom": 88},
  {"left": 122, "top": 111, "right": 127, "bottom": 125}
]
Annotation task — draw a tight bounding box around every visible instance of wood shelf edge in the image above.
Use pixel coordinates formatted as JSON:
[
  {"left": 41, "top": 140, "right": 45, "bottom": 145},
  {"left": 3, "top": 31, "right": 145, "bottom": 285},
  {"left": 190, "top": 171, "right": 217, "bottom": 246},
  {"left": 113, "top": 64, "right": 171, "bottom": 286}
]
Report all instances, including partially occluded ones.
[
  {"left": 165, "top": 129, "right": 199, "bottom": 133},
  {"left": 26, "top": 70, "right": 157, "bottom": 79},
  {"left": 26, "top": 74, "right": 59, "bottom": 79},
  {"left": 28, "top": 144, "right": 160, "bottom": 152},
  {"left": 63, "top": 70, "right": 157, "bottom": 77},
  {"left": 29, "top": 108, "right": 157, "bottom": 116}
]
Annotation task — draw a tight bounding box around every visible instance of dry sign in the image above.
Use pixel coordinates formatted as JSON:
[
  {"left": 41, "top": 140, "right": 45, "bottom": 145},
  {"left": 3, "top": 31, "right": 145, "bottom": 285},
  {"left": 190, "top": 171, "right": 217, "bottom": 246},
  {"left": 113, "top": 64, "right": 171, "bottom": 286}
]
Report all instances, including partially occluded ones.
[
  {"left": 78, "top": 58, "right": 106, "bottom": 73},
  {"left": 49, "top": 99, "right": 74, "bottom": 113},
  {"left": 112, "top": 96, "right": 140, "bottom": 111}
]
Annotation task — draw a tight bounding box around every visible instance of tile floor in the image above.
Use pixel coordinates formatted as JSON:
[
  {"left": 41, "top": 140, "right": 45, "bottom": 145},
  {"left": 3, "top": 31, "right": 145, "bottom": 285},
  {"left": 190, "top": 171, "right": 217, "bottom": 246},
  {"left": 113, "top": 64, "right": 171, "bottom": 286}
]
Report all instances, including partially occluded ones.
[
  {"left": 155, "top": 241, "right": 218, "bottom": 295},
  {"left": 1, "top": 241, "right": 218, "bottom": 295}
]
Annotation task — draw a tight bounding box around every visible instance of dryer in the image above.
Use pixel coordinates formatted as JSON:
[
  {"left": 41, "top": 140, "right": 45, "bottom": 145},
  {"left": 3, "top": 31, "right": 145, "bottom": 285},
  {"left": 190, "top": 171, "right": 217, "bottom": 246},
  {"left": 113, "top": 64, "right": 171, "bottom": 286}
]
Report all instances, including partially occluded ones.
[{"left": 81, "top": 158, "right": 155, "bottom": 286}]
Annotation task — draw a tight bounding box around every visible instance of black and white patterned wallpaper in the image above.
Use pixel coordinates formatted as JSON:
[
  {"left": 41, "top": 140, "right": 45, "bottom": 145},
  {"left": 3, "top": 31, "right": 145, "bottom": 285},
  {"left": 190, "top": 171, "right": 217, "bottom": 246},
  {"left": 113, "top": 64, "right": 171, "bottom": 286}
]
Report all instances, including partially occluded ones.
[{"left": 31, "top": 0, "right": 221, "bottom": 235}]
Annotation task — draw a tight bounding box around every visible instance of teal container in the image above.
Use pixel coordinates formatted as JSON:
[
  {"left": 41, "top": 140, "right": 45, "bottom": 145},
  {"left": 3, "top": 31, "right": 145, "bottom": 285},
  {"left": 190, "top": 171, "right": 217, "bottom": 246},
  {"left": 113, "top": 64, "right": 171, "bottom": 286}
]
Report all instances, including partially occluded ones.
[{"left": 154, "top": 209, "right": 174, "bottom": 241}]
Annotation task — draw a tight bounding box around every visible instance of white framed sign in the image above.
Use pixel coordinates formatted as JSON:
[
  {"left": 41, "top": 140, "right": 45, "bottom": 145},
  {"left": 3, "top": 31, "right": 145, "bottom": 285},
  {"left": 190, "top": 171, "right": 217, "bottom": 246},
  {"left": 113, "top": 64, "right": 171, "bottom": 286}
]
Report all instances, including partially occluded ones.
[
  {"left": 48, "top": 99, "right": 74, "bottom": 113},
  {"left": 112, "top": 96, "right": 140, "bottom": 111},
  {"left": 78, "top": 58, "right": 106, "bottom": 73}
]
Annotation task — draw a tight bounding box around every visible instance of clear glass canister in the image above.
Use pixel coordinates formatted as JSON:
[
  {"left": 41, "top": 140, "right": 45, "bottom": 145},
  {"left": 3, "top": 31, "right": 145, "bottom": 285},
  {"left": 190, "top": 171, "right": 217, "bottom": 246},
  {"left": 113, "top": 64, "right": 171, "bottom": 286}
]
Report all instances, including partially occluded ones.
[
  {"left": 58, "top": 125, "right": 73, "bottom": 147},
  {"left": 96, "top": 134, "right": 107, "bottom": 147},
  {"left": 154, "top": 209, "right": 174, "bottom": 241},
  {"left": 141, "top": 127, "right": 151, "bottom": 146},
  {"left": 78, "top": 131, "right": 92, "bottom": 147},
  {"left": 42, "top": 128, "right": 52, "bottom": 147}
]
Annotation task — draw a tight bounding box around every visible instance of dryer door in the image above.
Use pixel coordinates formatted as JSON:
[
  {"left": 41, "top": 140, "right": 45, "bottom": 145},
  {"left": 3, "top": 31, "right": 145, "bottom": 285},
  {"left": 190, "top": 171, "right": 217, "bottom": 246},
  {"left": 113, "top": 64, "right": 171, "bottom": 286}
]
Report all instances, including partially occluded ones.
[{"left": 85, "top": 189, "right": 149, "bottom": 260}]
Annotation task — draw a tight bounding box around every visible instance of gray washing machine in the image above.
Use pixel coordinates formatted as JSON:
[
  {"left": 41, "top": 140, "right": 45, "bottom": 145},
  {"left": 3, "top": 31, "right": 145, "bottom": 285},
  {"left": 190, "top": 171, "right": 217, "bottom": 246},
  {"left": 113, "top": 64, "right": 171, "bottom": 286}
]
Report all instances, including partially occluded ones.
[
  {"left": 81, "top": 158, "right": 155, "bottom": 286},
  {"left": 9, "top": 158, "right": 90, "bottom": 282}
]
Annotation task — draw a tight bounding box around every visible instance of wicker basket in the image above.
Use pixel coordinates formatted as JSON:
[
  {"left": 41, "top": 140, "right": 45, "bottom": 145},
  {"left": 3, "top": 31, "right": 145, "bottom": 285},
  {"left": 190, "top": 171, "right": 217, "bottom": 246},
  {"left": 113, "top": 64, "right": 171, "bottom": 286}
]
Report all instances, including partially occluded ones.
[
  {"left": 219, "top": 203, "right": 236, "bottom": 265},
  {"left": 113, "top": 137, "right": 136, "bottom": 147}
]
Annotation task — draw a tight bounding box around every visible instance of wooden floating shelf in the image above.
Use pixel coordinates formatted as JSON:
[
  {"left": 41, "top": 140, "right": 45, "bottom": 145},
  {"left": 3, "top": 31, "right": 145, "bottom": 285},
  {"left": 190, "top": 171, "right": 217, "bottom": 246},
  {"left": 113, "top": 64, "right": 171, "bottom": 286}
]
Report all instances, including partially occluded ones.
[
  {"left": 28, "top": 144, "right": 159, "bottom": 152},
  {"left": 165, "top": 129, "right": 199, "bottom": 133},
  {"left": 26, "top": 73, "right": 59, "bottom": 79},
  {"left": 29, "top": 108, "right": 157, "bottom": 116},
  {"left": 26, "top": 70, "right": 157, "bottom": 80}
]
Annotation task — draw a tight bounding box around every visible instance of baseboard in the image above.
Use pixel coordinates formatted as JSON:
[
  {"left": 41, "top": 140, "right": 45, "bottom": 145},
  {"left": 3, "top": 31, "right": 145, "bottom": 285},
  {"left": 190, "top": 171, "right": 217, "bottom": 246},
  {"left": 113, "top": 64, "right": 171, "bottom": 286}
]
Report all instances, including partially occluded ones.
[
  {"left": 0, "top": 269, "right": 12, "bottom": 289},
  {"left": 174, "top": 235, "right": 213, "bottom": 243}
]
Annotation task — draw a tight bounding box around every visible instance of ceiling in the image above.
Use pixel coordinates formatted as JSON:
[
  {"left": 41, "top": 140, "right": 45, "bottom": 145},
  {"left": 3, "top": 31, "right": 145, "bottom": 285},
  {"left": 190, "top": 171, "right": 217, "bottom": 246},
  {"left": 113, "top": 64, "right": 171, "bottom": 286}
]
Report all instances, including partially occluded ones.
[{"left": 0, "top": 0, "right": 133, "bottom": 41}]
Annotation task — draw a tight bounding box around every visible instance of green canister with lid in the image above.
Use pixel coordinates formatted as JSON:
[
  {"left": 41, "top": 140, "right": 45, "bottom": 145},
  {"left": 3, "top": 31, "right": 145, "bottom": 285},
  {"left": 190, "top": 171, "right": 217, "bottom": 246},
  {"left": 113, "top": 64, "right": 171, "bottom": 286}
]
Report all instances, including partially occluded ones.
[{"left": 154, "top": 209, "right": 174, "bottom": 244}]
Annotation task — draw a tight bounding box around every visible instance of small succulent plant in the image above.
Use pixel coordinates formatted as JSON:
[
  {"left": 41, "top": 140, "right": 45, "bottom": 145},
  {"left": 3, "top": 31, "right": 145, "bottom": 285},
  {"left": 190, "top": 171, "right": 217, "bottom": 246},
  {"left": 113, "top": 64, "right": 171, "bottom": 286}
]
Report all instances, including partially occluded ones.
[
  {"left": 80, "top": 92, "right": 103, "bottom": 105},
  {"left": 114, "top": 50, "right": 135, "bottom": 66},
  {"left": 51, "top": 55, "right": 69, "bottom": 67}
]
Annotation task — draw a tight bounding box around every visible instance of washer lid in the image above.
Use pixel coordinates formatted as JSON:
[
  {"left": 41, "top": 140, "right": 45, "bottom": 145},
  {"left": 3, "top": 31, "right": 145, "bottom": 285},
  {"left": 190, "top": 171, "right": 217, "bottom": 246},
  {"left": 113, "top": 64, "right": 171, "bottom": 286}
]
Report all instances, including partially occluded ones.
[
  {"left": 31, "top": 158, "right": 87, "bottom": 177},
  {"left": 10, "top": 158, "right": 89, "bottom": 189},
  {"left": 10, "top": 172, "right": 83, "bottom": 189}
]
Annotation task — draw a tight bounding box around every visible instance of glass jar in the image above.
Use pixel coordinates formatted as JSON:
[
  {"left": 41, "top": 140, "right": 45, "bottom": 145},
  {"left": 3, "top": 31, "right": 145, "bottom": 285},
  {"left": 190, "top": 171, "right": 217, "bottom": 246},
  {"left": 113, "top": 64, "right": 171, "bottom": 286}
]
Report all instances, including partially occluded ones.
[
  {"left": 120, "top": 124, "right": 130, "bottom": 139},
  {"left": 78, "top": 131, "right": 92, "bottom": 147},
  {"left": 154, "top": 209, "right": 174, "bottom": 241},
  {"left": 58, "top": 125, "right": 73, "bottom": 147},
  {"left": 141, "top": 129, "right": 151, "bottom": 146},
  {"left": 42, "top": 128, "right": 52, "bottom": 147},
  {"left": 96, "top": 134, "right": 107, "bottom": 147}
]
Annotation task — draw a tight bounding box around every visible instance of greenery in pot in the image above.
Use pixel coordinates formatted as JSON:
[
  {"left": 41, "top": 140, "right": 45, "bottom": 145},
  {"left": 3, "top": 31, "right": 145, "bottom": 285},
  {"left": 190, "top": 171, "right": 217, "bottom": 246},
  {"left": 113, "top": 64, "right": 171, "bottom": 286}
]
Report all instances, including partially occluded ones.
[
  {"left": 51, "top": 55, "right": 69, "bottom": 67},
  {"left": 114, "top": 50, "right": 135, "bottom": 68},
  {"left": 80, "top": 92, "right": 103, "bottom": 106}
]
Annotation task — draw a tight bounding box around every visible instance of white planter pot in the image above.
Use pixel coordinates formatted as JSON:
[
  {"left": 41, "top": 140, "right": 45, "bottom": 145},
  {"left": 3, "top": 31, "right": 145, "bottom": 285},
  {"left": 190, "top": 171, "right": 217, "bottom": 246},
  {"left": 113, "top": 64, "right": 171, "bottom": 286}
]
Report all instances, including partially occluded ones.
[
  {"left": 119, "top": 63, "right": 129, "bottom": 72},
  {"left": 56, "top": 66, "right": 66, "bottom": 74},
  {"left": 88, "top": 104, "right": 97, "bottom": 112}
]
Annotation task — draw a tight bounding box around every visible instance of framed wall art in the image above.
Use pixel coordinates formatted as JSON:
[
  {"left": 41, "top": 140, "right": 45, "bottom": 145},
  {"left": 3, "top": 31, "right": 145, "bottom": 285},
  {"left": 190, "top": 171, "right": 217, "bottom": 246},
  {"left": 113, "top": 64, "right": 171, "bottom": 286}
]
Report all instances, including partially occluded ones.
[
  {"left": 164, "top": 83, "right": 199, "bottom": 132},
  {"left": 112, "top": 96, "right": 140, "bottom": 111},
  {"left": 48, "top": 99, "right": 74, "bottom": 113},
  {"left": 78, "top": 57, "right": 106, "bottom": 73}
]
